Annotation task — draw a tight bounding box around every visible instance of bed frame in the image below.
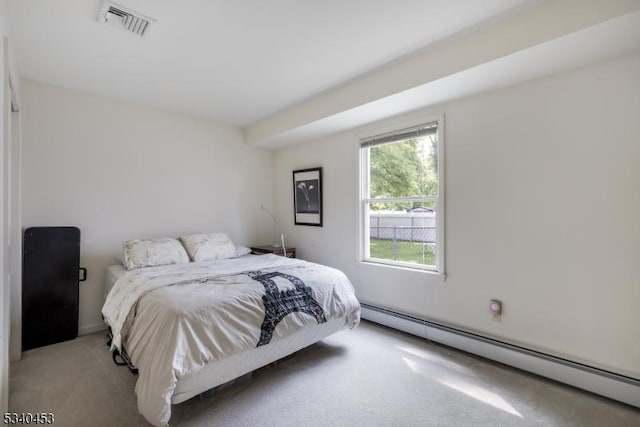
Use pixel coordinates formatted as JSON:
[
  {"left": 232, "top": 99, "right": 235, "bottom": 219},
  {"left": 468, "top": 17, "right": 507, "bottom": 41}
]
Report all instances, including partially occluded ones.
[{"left": 108, "top": 317, "right": 348, "bottom": 404}]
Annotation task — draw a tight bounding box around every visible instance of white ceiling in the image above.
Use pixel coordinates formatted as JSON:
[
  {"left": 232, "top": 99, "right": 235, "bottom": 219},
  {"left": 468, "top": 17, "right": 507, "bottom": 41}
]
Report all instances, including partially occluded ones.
[{"left": 7, "top": 0, "right": 537, "bottom": 127}]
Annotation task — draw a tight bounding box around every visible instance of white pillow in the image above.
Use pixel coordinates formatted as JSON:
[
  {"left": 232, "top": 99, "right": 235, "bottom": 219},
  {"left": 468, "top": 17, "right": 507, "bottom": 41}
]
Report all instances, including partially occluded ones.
[
  {"left": 233, "top": 245, "right": 251, "bottom": 258},
  {"left": 179, "top": 232, "right": 237, "bottom": 262},
  {"left": 122, "top": 237, "right": 189, "bottom": 270}
]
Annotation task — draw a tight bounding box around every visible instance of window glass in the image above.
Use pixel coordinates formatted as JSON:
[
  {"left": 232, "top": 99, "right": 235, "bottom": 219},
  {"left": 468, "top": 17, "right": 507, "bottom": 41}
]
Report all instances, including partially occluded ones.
[{"left": 360, "top": 120, "right": 442, "bottom": 272}]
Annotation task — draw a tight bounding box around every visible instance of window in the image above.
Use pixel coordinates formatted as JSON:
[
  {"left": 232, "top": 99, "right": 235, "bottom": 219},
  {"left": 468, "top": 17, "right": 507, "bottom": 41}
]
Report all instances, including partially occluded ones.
[{"left": 359, "top": 118, "right": 443, "bottom": 273}]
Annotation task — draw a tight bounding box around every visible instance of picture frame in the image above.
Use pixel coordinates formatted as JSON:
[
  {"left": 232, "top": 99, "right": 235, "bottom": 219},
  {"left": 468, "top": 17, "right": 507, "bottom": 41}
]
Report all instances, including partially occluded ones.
[{"left": 293, "top": 167, "right": 323, "bottom": 226}]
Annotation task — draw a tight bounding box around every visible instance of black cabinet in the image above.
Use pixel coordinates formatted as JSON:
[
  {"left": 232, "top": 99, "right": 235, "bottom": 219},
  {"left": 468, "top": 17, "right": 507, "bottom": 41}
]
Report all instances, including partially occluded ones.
[{"left": 22, "top": 226, "right": 81, "bottom": 351}]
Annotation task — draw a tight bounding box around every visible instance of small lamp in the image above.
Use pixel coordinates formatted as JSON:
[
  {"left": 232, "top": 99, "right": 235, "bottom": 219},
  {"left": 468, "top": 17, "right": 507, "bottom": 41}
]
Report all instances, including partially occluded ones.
[{"left": 261, "top": 205, "right": 283, "bottom": 248}]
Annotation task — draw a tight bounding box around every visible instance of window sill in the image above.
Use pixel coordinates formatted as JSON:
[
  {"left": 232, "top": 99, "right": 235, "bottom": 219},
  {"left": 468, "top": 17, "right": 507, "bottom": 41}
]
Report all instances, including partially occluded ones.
[{"left": 359, "top": 258, "right": 446, "bottom": 279}]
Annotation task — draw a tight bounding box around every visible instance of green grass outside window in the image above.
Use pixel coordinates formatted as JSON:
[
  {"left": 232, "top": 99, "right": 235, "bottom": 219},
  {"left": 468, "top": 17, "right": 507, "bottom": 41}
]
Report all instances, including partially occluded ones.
[{"left": 369, "top": 238, "right": 435, "bottom": 266}]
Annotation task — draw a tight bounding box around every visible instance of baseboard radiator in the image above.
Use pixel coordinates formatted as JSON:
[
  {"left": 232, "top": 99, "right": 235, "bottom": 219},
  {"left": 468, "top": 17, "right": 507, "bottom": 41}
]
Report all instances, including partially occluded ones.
[{"left": 360, "top": 303, "right": 640, "bottom": 408}]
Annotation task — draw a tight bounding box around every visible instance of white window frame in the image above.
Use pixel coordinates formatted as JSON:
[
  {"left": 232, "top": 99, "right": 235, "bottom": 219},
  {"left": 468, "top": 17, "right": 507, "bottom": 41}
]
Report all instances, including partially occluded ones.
[{"left": 358, "top": 114, "right": 445, "bottom": 274}]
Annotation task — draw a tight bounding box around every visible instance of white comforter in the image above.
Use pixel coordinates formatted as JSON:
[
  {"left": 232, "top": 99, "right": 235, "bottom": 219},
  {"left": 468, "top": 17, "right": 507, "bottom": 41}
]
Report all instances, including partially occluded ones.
[{"left": 102, "top": 254, "right": 360, "bottom": 426}]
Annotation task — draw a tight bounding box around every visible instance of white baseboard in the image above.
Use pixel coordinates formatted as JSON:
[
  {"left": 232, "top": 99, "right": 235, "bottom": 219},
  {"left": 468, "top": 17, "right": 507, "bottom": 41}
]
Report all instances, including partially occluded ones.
[
  {"left": 78, "top": 323, "right": 107, "bottom": 336},
  {"left": 360, "top": 303, "right": 640, "bottom": 408}
]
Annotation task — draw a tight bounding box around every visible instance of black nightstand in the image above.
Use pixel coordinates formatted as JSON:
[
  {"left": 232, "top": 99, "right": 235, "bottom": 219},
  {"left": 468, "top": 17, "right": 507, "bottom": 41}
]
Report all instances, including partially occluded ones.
[{"left": 250, "top": 245, "right": 296, "bottom": 258}]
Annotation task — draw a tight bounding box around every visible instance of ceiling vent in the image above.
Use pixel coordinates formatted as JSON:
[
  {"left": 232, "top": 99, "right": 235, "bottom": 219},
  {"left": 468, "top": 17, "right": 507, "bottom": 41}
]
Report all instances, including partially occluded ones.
[{"left": 97, "top": 1, "right": 156, "bottom": 38}]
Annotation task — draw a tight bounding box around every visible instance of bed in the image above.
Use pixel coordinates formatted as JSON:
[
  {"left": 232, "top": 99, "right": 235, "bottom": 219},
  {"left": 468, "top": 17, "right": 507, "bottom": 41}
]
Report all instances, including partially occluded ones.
[{"left": 102, "top": 234, "right": 360, "bottom": 427}]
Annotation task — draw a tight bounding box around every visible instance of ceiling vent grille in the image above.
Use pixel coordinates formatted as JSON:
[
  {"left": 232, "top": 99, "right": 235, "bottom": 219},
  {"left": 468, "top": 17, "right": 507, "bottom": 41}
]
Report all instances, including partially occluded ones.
[{"left": 97, "top": 1, "right": 156, "bottom": 38}]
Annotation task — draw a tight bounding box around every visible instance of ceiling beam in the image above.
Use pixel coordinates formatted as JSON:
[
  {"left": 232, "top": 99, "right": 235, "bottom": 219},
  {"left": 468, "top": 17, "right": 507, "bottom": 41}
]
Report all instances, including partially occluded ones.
[{"left": 245, "top": 0, "right": 640, "bottom": 148}]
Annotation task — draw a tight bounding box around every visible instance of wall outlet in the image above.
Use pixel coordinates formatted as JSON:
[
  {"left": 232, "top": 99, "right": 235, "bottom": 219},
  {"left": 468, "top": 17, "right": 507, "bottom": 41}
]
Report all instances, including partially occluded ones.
[{"left": 490, "top": 299, "right": 502, "bottom": 321}]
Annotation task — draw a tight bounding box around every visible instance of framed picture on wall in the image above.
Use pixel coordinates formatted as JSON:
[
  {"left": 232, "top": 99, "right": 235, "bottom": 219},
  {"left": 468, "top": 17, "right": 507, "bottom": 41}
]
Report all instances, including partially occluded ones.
[{"left": 293, "top": 167, "right": 322, "bottom": 226}]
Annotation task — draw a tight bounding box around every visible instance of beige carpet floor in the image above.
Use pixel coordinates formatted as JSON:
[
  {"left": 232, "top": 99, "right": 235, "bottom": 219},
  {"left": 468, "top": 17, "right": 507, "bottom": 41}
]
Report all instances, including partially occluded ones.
[{"left": 9, "top": 321, "right": 640, "bottom": 426}]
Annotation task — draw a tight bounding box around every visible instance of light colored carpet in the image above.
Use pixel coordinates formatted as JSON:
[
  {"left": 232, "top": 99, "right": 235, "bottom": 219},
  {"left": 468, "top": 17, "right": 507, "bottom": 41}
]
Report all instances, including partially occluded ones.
[{"left": 9, "top": 321, "right": 640, "bottom": 426}]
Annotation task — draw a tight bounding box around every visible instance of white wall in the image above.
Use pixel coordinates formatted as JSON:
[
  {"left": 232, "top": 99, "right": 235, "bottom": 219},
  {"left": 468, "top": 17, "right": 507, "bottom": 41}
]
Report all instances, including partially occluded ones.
[
  {"left": 0, "top": 0, "right": 21, "bottom": 411},
  {"left": 274, "top": 52, "right": 640, "bottom": 378},
  {"left": 0, "top": 33, "right": 8, "bottom": 415},
  {"left": 20, "top": 80, "right": 275, "bottom": 334},
  {"left": 8, "top": 100, "right": 20, "bottom": 363}
]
